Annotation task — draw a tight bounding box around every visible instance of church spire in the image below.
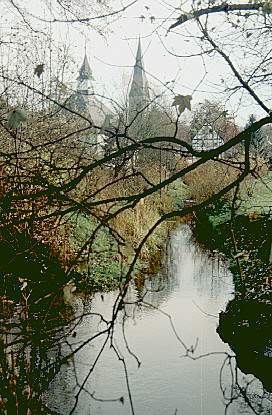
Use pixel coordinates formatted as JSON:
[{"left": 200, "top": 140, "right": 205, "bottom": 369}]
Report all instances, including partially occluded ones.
[
  {"left": 135, "top": 37, "right": 143, "bottom": 69},
  {"left": 77, "top": 53, "right": 93, "bottom": 94},
  {"left": 78, "top": 53, "right": 92, "bottom": 80},
  {"left": 128, "top": 37, "right": 150, "bottom": 116}
]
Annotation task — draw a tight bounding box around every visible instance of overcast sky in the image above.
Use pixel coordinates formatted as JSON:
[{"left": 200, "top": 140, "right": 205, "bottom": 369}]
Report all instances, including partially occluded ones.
[
  {"left": 62, "top": 1, "right": 229, "bottom": 106},
  {"left": 55, "top": 0, "right": 269, "bottom": 125},
  {"left": 2, "top": 0, "right": 270, "bottom": 125}
]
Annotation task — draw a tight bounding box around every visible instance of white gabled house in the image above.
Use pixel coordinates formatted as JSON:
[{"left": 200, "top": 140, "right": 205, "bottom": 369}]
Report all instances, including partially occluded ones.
[{"left": 191, "top": 124, "right": 225, "bottom": 154}]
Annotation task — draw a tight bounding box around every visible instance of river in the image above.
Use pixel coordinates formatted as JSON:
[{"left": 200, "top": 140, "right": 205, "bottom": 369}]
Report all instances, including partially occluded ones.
[{"left": 45, "top": 225, "right": 271, "bottom": 415}]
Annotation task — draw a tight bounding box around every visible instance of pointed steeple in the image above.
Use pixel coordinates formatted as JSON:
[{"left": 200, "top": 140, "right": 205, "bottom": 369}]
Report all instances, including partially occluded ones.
[
  {"left": 128, "top": 38, "right": 150, "bottom": 116},
  {"left": 65, "top": 51, "right": 113, "bottom": 140},
  {"left": 135, "top": 37, "right": 143, "bottom": 70},
  {"left": 77, "top": 54, "right": 93, "bottom": 94},
  {"left": 78, "top": 54, "right": 92, "bottom": 81}
]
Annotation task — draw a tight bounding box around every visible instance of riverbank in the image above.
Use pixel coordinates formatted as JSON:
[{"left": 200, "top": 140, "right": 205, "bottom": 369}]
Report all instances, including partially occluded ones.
[
  {"left": 0, "top": 160, "right": 188, "bottom": 299},
  {"left": 192, "top": 204, "right": 272, "bottom": 303},
  {"left": 217, "top": 297, "right": 272, "bottom": 392},
  {"left": 69, "top": 177, "right": 188, "bottom": 293},
  {"left": 1, "top": 162, "right": 271, "bottom": 300},
  {"left": 186, "top": 169, "right": 272, "bottom": 397}
]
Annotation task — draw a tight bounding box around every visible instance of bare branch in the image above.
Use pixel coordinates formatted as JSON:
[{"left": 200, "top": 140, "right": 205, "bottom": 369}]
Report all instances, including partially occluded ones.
[{"left": 169, "top": 2, "right": 270, "bottom": 30}]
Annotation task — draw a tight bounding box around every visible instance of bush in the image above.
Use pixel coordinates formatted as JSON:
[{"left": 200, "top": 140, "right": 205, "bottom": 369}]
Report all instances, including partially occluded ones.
[{"left": 184, "top": 161, "right": 239, "bottom": 203}]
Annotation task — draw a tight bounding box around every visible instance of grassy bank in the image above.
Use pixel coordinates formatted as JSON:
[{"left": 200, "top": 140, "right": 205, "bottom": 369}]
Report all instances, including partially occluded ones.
[
  {"left": 0, "top": 155, "right": 189, "bottom": 298},
  {"left": 69, "top": 174, "right": 188, "bottom": 292},
  {"left": 3, "top": 156, "right": 271, "bottom": 298},
  {"left": 180, "top": 159, "right": 272, "bottom": 302}
]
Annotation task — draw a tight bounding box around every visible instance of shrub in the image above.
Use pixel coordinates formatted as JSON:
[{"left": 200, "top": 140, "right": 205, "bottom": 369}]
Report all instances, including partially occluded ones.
[{"left": 184, "top": 161, "right": 239, "bottom": 203}]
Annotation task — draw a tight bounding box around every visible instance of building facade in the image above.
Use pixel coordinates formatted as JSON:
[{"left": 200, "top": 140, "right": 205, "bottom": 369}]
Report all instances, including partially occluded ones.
[
  {"left": 65, "top": 39, "right": 151, "bottom": 155},
  {"left": 191, "top": 125, "right": 225, "bottom": 153}
]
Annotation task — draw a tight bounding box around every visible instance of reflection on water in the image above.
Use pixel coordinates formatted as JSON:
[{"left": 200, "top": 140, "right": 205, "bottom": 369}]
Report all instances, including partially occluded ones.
[{"left": 46, "top": 225, "right": 272, "bottom": 415}]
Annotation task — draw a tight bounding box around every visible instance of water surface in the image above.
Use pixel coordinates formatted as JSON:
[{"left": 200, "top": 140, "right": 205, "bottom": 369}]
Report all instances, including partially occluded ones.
[{"left": 47, "top": 226, "right": 270, "bottom": 415}]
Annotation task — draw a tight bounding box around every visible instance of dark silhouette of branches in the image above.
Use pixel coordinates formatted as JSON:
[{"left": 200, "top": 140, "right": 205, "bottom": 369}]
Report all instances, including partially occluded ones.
[
  {"left": 170, "top": 2, "right": 271, "bottom": 30},
  {"left": 1, "top": 1, "right": 272, "bottom": 414}
]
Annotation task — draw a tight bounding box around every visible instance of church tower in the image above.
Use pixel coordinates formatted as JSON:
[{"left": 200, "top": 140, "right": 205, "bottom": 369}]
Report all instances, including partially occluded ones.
[
  {"left": 77, "top": 53, "right": 94, "bottom": 95},
  {"left": 128, "top": 38, "right": 150, "bottom": 118},
  {"left": 67, "top": 53, "right": 112, "bottom": 128}
]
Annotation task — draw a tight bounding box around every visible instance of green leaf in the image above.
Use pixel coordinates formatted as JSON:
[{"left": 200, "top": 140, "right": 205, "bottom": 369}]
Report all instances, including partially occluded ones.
[
  {"left": 7, "top": 108, "right": 27, "bottom": 129},
  {"left": 172, "top": 94, "right": 192, "bottom": 113}
]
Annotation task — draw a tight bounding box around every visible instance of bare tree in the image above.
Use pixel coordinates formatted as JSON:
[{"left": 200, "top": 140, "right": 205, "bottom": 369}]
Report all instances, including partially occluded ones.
[{"left": 0, "top": 1, "right": 272, "bottom": 414}]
